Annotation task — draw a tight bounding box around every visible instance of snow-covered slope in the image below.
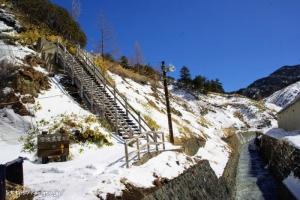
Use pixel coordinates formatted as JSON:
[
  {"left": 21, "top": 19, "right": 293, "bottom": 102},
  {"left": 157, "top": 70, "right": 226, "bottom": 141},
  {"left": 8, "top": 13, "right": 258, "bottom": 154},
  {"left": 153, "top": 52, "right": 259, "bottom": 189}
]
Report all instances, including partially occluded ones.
[
  {"left": 265, "top": 81, "right": 300, "bottom": 107},
  {"left": 110, "top": 72, "right": 277, "bottom": 177},
  {"left": 0, "top": 6, "right": 279, "bottom": 200}
]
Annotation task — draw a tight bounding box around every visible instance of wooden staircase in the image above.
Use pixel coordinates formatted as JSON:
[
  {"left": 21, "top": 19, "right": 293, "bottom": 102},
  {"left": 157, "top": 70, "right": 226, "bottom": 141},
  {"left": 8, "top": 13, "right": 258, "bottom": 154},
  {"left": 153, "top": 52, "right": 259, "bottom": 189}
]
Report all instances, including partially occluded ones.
[{"left": 55, "top": 43, "right": 155, "bottom": 140}]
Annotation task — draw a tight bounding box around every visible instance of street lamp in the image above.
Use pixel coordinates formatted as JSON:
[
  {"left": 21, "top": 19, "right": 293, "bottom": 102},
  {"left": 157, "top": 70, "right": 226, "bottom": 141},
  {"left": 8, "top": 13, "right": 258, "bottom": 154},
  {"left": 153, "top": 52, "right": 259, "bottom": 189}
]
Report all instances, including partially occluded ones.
[{"left": 161, "top": 61, "right": 175, "bottom": 144}]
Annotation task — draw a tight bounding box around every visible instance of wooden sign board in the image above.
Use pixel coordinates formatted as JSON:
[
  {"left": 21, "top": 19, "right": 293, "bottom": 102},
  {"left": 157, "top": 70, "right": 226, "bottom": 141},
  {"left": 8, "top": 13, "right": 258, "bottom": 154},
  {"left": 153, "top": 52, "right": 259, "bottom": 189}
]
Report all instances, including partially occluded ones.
[{"left": 37, "top": 133, "right": 69, "bottom": 163}]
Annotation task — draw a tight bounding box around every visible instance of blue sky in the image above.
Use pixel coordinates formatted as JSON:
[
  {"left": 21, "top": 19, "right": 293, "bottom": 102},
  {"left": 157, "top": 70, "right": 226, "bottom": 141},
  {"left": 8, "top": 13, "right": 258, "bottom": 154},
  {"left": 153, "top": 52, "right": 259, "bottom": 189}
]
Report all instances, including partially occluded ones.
[{"left": 52, "top": 0, "right": 300, "bottom": 91}]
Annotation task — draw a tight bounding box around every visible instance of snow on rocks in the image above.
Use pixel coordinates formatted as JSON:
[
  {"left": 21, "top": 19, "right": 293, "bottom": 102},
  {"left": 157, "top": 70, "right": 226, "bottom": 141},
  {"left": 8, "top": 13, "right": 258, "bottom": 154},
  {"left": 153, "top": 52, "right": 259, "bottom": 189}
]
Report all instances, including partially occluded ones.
[
  {"left": 283, "top": 173, "right": 300, "bottom": 199},
  {"left": 265, "top": 128, "right": 300, "bottom": 149},
  {"left": 2, "top": 86, "right": 13, "bottom": 95},
  {"left": 265, "top": 81, "right": 300, "bottom": 108}
]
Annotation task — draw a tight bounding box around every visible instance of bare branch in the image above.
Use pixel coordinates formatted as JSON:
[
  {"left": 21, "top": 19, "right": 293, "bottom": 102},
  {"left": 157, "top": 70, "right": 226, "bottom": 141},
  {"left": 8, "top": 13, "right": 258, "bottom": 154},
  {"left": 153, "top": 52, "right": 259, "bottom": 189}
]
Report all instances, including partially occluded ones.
[{"left": 71, "top": 0, "right": 81, "bottom": 20}]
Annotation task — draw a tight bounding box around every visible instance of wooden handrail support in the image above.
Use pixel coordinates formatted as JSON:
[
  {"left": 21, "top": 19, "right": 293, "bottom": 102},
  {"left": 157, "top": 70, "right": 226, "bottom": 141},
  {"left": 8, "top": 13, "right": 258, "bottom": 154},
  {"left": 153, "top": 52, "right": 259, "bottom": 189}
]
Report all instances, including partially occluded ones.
[{"left": 124, "top": 131, "right": 166, "bottom": 168}]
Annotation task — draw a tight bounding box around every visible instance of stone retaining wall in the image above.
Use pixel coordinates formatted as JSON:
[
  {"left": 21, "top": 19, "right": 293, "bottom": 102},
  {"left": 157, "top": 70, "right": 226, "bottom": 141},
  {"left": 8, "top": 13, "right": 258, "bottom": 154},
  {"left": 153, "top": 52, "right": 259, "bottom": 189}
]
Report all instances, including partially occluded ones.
[
  {"left": 260, "top": 135, "right": 300, "bottom": 181},
  {"left": 259, "top": 134, "right": 300, "bottom": 199},
  {"left": 143, "top": 160, "right": 231, "bottom": 200}
]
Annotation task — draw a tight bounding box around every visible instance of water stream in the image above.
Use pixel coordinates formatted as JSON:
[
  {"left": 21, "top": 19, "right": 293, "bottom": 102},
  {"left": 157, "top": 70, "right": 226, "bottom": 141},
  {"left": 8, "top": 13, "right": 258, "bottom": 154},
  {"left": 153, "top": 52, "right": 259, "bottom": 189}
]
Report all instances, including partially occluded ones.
[{"left": 235, "top": 138, "right": 293, "bottom": 200}]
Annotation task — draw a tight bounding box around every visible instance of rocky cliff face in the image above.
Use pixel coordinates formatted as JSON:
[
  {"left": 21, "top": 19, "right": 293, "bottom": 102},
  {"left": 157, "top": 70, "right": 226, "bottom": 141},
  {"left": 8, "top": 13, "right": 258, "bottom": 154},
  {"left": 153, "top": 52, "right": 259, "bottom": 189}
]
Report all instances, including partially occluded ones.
[{"left": 236, "top": 65, "right": 300, "bottom": 100}]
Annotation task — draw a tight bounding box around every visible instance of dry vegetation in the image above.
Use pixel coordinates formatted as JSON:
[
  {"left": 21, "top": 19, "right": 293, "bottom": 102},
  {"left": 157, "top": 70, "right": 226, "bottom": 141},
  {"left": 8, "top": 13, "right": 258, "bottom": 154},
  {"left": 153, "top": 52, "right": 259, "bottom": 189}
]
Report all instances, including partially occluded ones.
[
  {"left": 198, "top": 116, "right": 211, "bottom": 128},
  {"left": 22, "top": 114, "right": 113, "bottom": 153},
  {"left": 143, "top": 115, "right": 160, "bottom": 131},
  {"left": 222, "top": 127, "right": 236, "bottom": 139}
]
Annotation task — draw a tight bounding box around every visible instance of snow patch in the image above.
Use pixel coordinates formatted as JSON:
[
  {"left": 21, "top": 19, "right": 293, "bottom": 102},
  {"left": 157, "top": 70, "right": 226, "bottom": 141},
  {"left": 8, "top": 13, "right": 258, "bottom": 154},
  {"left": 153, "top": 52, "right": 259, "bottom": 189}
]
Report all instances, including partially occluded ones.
[{"left": 283, "top": 173, "right": 300, "bottom": 199}]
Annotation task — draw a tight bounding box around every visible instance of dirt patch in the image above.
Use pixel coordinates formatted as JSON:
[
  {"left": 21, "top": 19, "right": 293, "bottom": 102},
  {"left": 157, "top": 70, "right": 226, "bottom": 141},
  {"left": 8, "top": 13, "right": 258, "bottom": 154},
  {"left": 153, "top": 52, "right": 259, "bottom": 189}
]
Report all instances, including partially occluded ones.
[
  {"left": 0, "top": 64, "right": 50, "bottom": 116},
  {"left": 24, "top": 54, "right": 45, "bottom": 67},
  {"left": 174, "top": 134, "right": 206, "bottom": 156}
]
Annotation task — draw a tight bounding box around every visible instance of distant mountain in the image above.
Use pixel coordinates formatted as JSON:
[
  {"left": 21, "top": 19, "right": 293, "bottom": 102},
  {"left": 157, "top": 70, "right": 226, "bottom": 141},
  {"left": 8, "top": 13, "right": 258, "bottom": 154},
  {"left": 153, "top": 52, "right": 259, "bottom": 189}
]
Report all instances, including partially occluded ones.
[
  {"left": 236, "top": 65, "right": 300, "bottom": 100},
  {"left": 265, "top": 80, "right": 300, "bottom": 107}
]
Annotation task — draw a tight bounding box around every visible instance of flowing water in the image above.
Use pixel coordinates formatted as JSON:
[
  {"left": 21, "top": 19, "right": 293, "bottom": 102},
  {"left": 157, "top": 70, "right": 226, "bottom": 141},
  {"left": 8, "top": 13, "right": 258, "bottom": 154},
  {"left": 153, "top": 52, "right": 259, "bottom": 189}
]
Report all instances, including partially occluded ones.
[{"left": 236, "top": 140, "right": 286, "bottom": 200}]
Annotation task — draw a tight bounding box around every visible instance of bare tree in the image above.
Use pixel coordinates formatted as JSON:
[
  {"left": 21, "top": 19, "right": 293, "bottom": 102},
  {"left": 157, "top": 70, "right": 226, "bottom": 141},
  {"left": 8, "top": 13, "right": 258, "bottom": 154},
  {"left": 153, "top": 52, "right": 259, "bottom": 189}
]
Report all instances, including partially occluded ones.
[
  {"left": 97, "top": 11, "right": 117, "bottom": 59},
  {"left": 71, "top": 0, "right": 81, "bottom": 20},
  {"left": 132, "top": 41, "right": 145, "bottom": 73}
]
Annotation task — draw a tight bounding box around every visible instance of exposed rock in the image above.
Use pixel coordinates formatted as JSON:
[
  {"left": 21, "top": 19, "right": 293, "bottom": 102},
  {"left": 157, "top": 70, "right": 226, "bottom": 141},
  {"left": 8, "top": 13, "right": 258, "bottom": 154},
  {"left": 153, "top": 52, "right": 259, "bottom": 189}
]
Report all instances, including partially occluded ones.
[
  {"left": 0, "top": 8, "right": 24, "bottom": 33},
  {"left": 236, "top": 65, "right": 300, "bottom": 100},
  {"left": 24, "top": 54, "right": 45, "bottom": 67},
  {"left": 13, "top": 66, "right": 50, "bottom": 96}
]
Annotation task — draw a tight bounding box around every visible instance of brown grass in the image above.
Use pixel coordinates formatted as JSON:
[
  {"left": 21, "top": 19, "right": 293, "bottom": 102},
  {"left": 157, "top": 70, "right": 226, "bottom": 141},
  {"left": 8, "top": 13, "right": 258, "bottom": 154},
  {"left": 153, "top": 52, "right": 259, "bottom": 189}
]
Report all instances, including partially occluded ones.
[
  {"left": 144, "top": 115, "right": 160, "bottom": 131},
  {"left": 223, "top": 127, "right": 236, "bottom": 139}
]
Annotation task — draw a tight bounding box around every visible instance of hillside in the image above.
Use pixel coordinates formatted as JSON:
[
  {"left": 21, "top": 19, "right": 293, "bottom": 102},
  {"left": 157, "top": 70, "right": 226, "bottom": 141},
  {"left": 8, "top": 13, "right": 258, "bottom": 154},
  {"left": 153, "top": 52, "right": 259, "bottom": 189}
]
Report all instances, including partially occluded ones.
[
  {"left": 265, "top": 80, "right": 300, "bottom": 108},
  {"left": 0, "top": 3, "right": 280, "bottom": 200},
  {"left": 236, "top": 65, "right": 300, "bottom": 100}
]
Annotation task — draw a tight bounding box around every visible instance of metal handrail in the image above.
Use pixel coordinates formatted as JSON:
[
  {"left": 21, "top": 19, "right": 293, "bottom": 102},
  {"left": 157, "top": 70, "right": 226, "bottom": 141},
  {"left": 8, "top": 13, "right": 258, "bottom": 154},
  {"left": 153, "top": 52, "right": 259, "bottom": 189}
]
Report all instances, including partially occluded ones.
[
  {"left": 75, "top": 47, "right": 153, "bottom": 133},
  {"left": 56, "top": 46, "right": 135, "bottom": 137}
]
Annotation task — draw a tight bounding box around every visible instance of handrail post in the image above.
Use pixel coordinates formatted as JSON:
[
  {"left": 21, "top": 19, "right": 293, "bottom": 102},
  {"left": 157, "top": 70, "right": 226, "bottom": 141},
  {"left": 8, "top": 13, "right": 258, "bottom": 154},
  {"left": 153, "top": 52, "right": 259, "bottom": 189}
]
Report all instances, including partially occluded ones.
[
  {"left": 80, "top": 67, "right": 84, "bottom": 98},
  {"left": 138, "top": 112, "right": 141, "bottom": 134},
  {"left": 155, "top": 132, "right": 159, "bottom": 152},
  {"left": 125, "top": 97, "right": 128, "bottom": 117},
  {"left": 71, "top": 57, "right": 75, "bottom": 85},
  {"left": 137, "top": 137, "right": 140, "bottom": 160},
  {"left": 76, "top": 45, "right": 79, "bottom": 57},
  {"left": 114, "top": 86, "right": 116, "bottom": 104},
  {"left": 162, "top": 132, "right": 165, "bottom": 150},
  {"left": 103, "top": 77, "right": 106, "bottom": 90},
  {"left": 146, "top": 132, "right": 150, "bottom": 153},
  {"left": 93, "top": 63, "right": 96, "bottom": 79},
  {"left": 124, "top": 142, "right": 129, "bottom": 168},
  {"left": 115, "top": 106, "right": 118, "bottom": 133},
  {"left": 91, "top": 81, "right": 94, "bottom": 111}
]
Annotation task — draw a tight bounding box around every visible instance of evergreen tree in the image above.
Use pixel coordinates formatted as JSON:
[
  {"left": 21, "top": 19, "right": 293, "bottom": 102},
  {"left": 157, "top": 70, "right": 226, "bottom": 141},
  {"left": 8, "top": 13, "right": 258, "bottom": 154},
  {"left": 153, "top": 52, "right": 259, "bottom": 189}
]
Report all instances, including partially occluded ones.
[
  {"left": 120, "top": 56, "right": 129, "bottom": 69},
  {"left": 178, "top": 66, "right": 192, "bottom": 88},
  {"left": 193, "top": 75, "right": 206, "bottom": 92}
]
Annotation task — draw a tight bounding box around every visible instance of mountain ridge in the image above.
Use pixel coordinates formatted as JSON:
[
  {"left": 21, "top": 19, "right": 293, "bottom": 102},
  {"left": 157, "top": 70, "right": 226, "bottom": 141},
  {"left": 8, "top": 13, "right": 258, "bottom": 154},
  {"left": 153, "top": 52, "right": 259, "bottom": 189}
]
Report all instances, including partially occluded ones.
[{"left": 235, "top": 64, "right": 300, "bottom": 100}]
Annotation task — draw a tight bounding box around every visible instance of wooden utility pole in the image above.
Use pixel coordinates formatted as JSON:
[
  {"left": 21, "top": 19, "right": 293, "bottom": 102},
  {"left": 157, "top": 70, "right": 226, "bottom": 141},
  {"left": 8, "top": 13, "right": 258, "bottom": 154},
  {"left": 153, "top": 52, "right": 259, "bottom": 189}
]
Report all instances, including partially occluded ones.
[{"left": 161, "top": 61, "right": 174, "bottom": 144}]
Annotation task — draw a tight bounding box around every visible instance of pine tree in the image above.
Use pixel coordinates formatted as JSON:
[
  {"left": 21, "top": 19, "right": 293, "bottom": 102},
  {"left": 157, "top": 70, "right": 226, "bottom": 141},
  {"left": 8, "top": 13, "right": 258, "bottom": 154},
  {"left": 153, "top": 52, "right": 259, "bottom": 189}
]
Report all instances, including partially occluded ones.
[
  {"left": 193, "top": 75, "right": 206, "bottom": 92},
  {"left": 178, "top": 66, "right": 192, "bottom": 88},
  {"left": 120, "top": 56, "right": 129, "bottom": 69}
]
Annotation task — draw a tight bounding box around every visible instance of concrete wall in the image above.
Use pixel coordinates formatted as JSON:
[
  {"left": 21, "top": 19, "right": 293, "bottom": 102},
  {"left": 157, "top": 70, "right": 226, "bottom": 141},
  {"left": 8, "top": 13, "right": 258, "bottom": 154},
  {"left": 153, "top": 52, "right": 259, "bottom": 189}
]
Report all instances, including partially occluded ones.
[{"left": 278, "top": 100, "right": 300, "bottom": 131}]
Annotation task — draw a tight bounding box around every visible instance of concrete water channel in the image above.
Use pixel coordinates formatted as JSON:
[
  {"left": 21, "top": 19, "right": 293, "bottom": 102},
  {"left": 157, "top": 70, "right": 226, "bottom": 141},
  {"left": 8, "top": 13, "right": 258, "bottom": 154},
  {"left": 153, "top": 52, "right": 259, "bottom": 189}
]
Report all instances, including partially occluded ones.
[{"left": 235, "top": 132, "right": 295, "bottom": 200}]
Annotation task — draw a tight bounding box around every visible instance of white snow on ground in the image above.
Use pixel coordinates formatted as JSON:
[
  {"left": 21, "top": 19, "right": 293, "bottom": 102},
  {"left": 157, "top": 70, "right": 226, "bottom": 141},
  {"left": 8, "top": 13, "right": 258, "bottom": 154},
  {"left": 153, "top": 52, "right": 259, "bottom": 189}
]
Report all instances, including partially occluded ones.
[
  {"left": 2, "top": 86, "right": 13, "bottom": 95},
  {"left": 265, "top": 128, "right": 300, "bottom": 149},
  {"left": 0, "top": 8, "right": 280, "bottom": 199},
  {"left": 283, "top": 173, "right": 300, "bottom": 200},
  {"left": 0, "top": 108, "right": 31, "bottom": 163},
  {"left": 265, "top": 81, "right": 300, "bottom": 108},
  {"left": 0, "top": 68, "right": 278, "bottom": 199},
  {"left": 0, "top": 40, "right": 35, "bottom": 64},
  {"left": 110, "top": 72, "right": 277, "bottom": 178},
  {"left": 28, "top": 76, "right": 90, "bottom": 122},
  {"left": 0, "top": 20, "right": 12, "bottom": 31}
]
